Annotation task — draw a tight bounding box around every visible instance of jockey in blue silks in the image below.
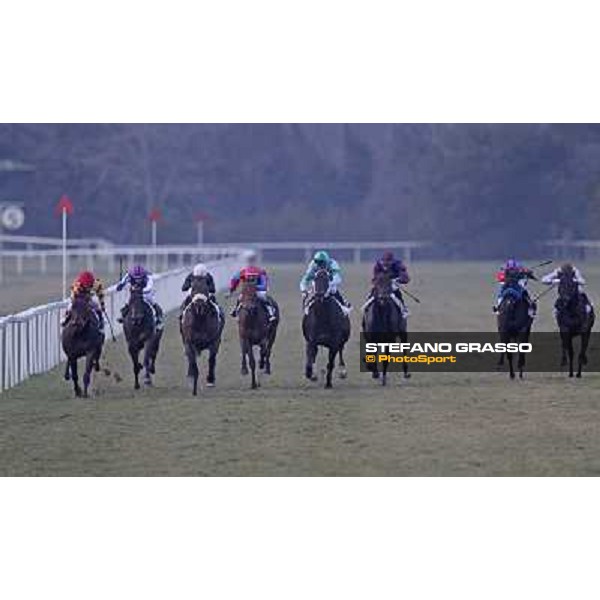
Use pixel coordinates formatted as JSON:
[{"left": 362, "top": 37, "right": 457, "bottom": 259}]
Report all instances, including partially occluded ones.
[{"left": 493, "top": 258, "right": 537, "bottom": 316}]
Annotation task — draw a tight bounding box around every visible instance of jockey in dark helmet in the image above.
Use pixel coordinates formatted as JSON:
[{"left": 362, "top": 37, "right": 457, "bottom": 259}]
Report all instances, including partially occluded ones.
[
  {"left": 541, "top": 262, "right": 593, "bottom": 316},
  {"left": 493, "top": 258, "right": 537, "bottom": 316},
  {"left": 363, "top": 250, "right": 410, "bottom": 316}
]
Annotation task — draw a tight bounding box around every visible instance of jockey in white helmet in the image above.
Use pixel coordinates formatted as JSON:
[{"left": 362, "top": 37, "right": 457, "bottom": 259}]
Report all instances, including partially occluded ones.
[{"left": 180, "top": 262, "right": 221, "bottom": 316}]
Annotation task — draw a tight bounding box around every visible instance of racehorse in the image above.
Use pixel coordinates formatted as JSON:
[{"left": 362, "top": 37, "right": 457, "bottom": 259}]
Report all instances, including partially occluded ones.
[
  {"left": 555, "top": 268, "right": 595, "bottom": 378},
  {"left": 302, "top": 267, "right": 350, "bottom": 388},
  {"left": 61, "top": 295, "right": 105, "bottom": 397},
  {"left": 237, "top": 282, "right": 279, "bottom": 389},
  {"left": 362, "top": 271, "right": 409, "bottom": 385},
  {"left": 181, "top": 275, "right": 225, "bottom": 395},
  {"left": 496, "top": 290, "right": 532, "bottom": 379},
  {"left": 123, "top": 285, "right": 163, "bottom": 389}
]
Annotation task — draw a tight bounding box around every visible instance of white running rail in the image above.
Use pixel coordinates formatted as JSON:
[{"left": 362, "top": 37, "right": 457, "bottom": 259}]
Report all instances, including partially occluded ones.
[{"left": 0, "top": 250, "right": 249, "bottom": 393}]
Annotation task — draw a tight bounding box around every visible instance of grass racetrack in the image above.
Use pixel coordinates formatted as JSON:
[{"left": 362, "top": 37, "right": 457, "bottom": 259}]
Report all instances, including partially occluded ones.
[{"left": 2, "top": 262, "right": 600, "bottom": 476}]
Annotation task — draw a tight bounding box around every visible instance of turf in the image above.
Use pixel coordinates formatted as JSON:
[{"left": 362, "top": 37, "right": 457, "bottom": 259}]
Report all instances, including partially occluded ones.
[{"left": 2, "top": 262, "right": 600, "bottom": 476}]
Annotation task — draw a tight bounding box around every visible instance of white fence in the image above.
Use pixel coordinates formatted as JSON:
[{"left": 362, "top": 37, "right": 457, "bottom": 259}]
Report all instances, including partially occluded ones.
[
  {"left": 0, "top": 240, "right": 430, "bottom": 278},
  {"left": 0, "top": 250, "right": 248, "bottom": 393}
]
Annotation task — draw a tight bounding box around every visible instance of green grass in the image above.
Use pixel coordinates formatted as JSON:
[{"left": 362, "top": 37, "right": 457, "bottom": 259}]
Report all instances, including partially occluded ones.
[{"left": 2, "top": 262, "right": 600, "bottom": 475}]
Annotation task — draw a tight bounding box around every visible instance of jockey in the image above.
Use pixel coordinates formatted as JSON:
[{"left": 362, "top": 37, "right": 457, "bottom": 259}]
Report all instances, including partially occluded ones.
[
  {"left": 180, "top": 263, "right": 220, "bottom": 316},
  {"left": 229, "top": 251, "right": 277, "bottom": 321},
  {"left": 541, "top": 262, "right": 593, "bottom": 313},
  {"left": 300, "top": 250, "right": 351, "bottom": 314},
  {"left": 116, "top": 265, "right": 164, "bottom": 329},
  {"left": 62, "top": 270, "right": 105, "bottom": 329},
  {"left": 363, "top": 250, "right": 410, "bottom": 316},
  {"left": 493, "top": 258, "right": 537, "bottom": 316}
]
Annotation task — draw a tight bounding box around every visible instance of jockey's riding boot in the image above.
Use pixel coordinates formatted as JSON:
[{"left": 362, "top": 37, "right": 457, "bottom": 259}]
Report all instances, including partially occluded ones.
[
  {"left": 333, "top": 290, "right": 352, "bottom": 311},
  {"left": 179, "top": 297, "right": 191, "bottom": 320},
  {"left": 262, "top": 299, "right": 277, "bottom": 322},
  {"left": 117, "top": 305, "right": 129, "bottom": 324},
  {"left": 529, "top": 301, "right": 537, "bottom": 319},
  {"left": 230, "top": 300, "right": 240, "bottom": 318},
  {"left": 154, "top": 304, "right": 164, "bottom": 330},
  {"left": 61, "top": 311, "right": 71, "bottom": 327}
]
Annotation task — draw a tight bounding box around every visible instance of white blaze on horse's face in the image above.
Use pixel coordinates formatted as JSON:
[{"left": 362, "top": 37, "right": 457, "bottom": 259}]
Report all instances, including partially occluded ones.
[{"left": 193, "top": 293, "right": 208, "bottom": 303}]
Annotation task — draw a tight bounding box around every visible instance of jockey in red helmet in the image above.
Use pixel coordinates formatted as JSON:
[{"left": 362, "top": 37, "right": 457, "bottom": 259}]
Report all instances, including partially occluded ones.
[
  {"left": 229, "top": 251, "right": 277, "bottom": 321},
  {"left": 62, "top": 270, "right": 106, "bottom": 329}
]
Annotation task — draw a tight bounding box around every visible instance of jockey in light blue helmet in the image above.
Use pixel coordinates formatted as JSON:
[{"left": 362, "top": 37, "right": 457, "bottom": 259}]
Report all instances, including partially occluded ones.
[{"left": 300, "top": 250, "right": 351, "bottom": 313}]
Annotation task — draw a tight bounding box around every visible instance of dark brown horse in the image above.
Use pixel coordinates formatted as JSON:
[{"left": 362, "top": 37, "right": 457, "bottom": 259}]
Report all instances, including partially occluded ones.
[
  {"left": 362, "top": 271, "right": 409, "bottom": 385},
  {"left": 181, "top": 276, "right": 225, "bottom": 395},
  {"left": 302, "top": 267, "right": 350, "bottom": 388},
  {"left": 237, "top": 282, "right": 279, "bottom": 389},
  {"left": 555, "top": 269, "right": 595, "bottom": 378},
  {"left": 496, "top": 292, "right": 532, "bottom": 379},
  {"left": 123, "top": 286, "right": 163, "bottom": 389},
  {"left": 61, "top": 295, "right": 105, "bottom": 397}
]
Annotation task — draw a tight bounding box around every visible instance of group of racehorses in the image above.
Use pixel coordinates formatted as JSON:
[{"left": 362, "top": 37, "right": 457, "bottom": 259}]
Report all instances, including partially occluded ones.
[
  {"left": 60, "top": 263, "right": 595, "bottom": 397},
  {"left": 497, "top": 266, "right": 595, "bottom": 379}
]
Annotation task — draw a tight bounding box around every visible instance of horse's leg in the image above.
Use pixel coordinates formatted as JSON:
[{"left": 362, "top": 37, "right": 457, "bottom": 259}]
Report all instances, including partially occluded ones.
[
  {"left": 185, "top": 343, "right": 199, "bottom": 396},
  {"left": 207, "top": 343, "right": 218, "bottom": 387},
  {"left": 305, "top": 342, "right": 318, "bottom": 381},
  {"left": 142, "top": 341, "right": 153, "bottom": 386},
  {"left": 148, "top": 331, "right": 162, "bottom": 375},
  {"left": 259, "top": 341, "right": 266, "bottom": 371},
  {"left": 259, "top": 339, "right": 270, "bottom": 375},
  {"left": 64, "top": 360, "right": 71, "bottom": 381},
  {"left": 70, "top": 358, "right": 82, "bottom": 397},
  {"left": 265, "top": 326, "right": 277, "bottom": 375},
  {"left": 325, "top": 347, "right": 336, "bottom": 388},
  {"left": 400, "top": 330, "right": 410, "bottom": 379},
  {"left": 506, "top": 351, "right": 515, "bottom": 379},
  {"left": 518, "top": 351, "right": 525, "bottom": 378},
  {"left": 129, "top": 346, "right": 141, "bottom": 390},
  {"left": 567, "top": 334, "right": 575, "bottom": 378},
  {"left": 558, "top": 324, "right": 567, "bottom": 366},
  {"left": 82, "top": 353, "right": 95, "bottom": 398},
  {"left": 381, "top": 358, "right": 387, "bottom": 386},
  {"left": 338, "top": 346, "right": 347, "bottom": 379},
  {"left": 248, "top": 344, "right": 258, "bottom": 389},
  {"left": 240, "top": 339, "right": 249, "bottom": 375},
  {"left": 578, "top": 331, "right": 591, "bottom": 378}
]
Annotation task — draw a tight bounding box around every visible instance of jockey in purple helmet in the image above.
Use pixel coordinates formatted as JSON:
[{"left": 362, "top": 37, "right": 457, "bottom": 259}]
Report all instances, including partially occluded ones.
[
  {"left": 493, "top": 258, "right": 536, "bottom": 315},
  {"left": 116, "top": 265, "right": 164, "bottom": 329},
  {"left": 363, "top": 250, "right": 410, "bottom": 317}
]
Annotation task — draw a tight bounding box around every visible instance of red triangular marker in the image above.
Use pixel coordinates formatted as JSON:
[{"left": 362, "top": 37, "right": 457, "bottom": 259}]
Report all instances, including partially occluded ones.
[
  {"left": 55, "top": 194, "right": 74, "bottom": 216},
  {"left": 149, "top": 208, "right": 162, "bottom": 222}
]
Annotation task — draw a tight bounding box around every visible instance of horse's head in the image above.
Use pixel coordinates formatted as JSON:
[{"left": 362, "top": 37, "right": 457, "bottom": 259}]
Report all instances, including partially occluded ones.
[
  {"left": 191, "top": 275, "right": 212, "bottom": 297},
  {"left": 372, "top": 272, "right": 392, "bottom": 306},
  {"left": 69, "top": 295, "right": 94, "bottom": 330},
  {"left": 558, "top": 267, "right": 578, "bottom": 304},
  {"left": 312, "top": 267, "right": 331, "bottom": 301},
  {"left": 240, "top": 282, "right": 259, "bottom": 313},
  {"left": 190, "top": 291, "right": 211, "bottom": 317},
  {"left": 128, "top": 286, "right": 147, "bottom": 324}
]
